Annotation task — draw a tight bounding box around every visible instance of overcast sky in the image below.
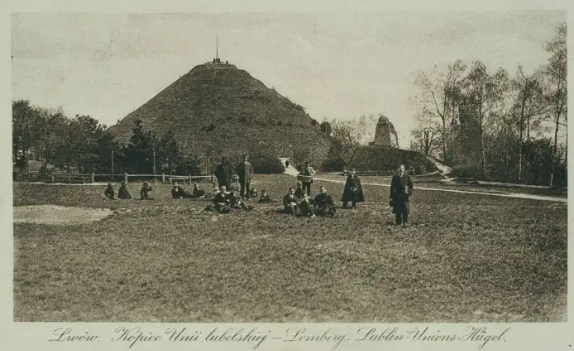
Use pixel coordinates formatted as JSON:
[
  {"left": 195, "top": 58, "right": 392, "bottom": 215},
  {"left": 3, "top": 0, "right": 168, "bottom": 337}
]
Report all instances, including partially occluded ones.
[{"left": 11, "top": 11, "right": 565, "bottom": 146}]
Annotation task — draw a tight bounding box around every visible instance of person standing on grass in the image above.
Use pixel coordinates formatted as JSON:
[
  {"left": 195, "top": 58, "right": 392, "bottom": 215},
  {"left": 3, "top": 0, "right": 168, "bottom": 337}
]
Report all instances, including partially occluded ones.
[
  {"left": 390, "top": 164, "right": 413, "bottom": 227},
  {"left": 300, "top": 161, "right": 315, "bottom": 196},
  {"left": 341, "top": 168, "right": 364, "bottom": 209},
  {"left": 294, "top": 180, "right": 305, "bottom": 199},
  {"left": 215, "top": 156, "right": 233, "bottom": 190},
  {"left": 283, "top": 187, "right": 300, "bottom": 216},
  {"left": 237, "top": 154, "right": 253, "bottom": 200}
]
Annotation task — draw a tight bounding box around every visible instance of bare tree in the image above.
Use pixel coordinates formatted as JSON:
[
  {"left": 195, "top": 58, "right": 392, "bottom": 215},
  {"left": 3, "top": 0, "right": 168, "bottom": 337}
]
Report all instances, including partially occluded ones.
[
  {"left": 411, "top": 108, "right": 440, "bottom": 156},
  {"left": 543, "top": 22, "right": 567, "bottom": 187},
  {"left": 459, "top": 61, "right": 509, "bottom": 178},
  {"left": 414, "top": 60, "right": 467, "bottom": 163},
  {"left": 509, "top": 66, "right": 547, "bottom": 181}
]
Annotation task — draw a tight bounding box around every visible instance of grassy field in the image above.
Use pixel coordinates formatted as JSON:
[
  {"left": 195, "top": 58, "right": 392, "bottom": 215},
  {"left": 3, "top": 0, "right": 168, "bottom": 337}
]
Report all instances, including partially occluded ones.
[{"left": 13, "top": 175, "right": 567, "bottom": 322}]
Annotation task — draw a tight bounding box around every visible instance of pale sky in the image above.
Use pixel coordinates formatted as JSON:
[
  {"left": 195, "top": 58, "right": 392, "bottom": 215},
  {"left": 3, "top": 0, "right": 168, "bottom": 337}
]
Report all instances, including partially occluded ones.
[{"left": 11, "top": 11, "right": 565, "bottom": 146}]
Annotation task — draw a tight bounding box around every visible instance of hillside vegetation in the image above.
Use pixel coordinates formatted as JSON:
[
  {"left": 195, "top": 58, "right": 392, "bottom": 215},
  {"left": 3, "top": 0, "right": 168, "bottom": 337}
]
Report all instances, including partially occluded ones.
[{"left": 109, "top": 62, "right": 332, "bottom": 163}]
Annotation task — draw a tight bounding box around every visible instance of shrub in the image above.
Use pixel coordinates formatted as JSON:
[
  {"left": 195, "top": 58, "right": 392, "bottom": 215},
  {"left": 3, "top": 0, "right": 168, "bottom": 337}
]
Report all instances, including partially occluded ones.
[
  {"left": 321, "top": 154, "right": 345, "bottom": 172},
  {"left": 449, "top": 164, "right": 479, "bottom": 178},
  {"left": 250, "top": 152, "right": 285, "bottom": 174}
]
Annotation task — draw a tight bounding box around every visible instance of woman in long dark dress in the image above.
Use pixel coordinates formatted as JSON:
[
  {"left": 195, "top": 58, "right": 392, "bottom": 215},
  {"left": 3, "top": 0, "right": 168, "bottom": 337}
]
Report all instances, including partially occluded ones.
[{"left": 341, "top": 169, "right": 364, "bottom": 209}]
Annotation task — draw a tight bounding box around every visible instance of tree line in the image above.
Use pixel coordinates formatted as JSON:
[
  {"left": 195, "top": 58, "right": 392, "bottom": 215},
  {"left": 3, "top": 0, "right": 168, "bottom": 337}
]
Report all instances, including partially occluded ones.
[
  {"left": 410, "top": 22, "right": 567, "bottom": 187},
  {"left": 12, "top": 102, "right": 202, "bottom": 176}
]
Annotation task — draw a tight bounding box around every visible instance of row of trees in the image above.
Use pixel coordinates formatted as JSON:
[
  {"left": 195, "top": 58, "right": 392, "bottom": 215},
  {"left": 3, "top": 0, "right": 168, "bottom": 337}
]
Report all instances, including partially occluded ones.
[
  {"left": 12, "top": 102, "right": 203, "bottom": 176},
  {"left": 410, "top": 22, "right": 567, "bottom": 187},
  {"left": 12, "top": 102, "right": 285, "bottom": 176}
]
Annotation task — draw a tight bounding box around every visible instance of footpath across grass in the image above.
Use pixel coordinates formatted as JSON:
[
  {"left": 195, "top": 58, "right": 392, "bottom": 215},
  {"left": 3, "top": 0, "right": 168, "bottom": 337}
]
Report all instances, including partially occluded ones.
[{"left": 13, "top": 175, "right": 567, "bottom": 322}]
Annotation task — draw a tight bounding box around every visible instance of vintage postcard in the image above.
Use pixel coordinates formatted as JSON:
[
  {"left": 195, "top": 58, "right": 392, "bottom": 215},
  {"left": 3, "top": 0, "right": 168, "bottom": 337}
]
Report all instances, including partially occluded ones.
[{"left": 1, "top": 0, "right": 572, "bottom": 350}]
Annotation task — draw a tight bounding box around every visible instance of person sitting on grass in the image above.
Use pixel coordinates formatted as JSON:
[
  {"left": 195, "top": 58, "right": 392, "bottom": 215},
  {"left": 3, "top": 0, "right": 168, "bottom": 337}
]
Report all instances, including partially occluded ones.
[
  {"left": 171, "top": 182, "right": 191, "bottom": 199},
  {"left": 140, "top": 182, "right": 153, "bottom": 200},
  {"left": 229, "top": 188, "right": 253, "bottom": 211},
  {"left": 299, "top": 193, "right": 316, "bottom": 218},
  {"left": 118, "top": 181, "right": 132, "bottom": 199},
  {"left": 210, "top": 185, "right": 231, "bottom": 213},
  {"left": 283, "top": 188, "right": 299, "bottom": 216},
  {"left": 104, "top": 183, "right": 116, "bottom": 200},
  {"left": 313, "top": 186, "right": 336, "bottom": 217},
  {"left": 294, "top": 181, "right": 305, "bottom": 199},
  {"left": 192, "top": 183, "right": 206, "bottom": 198},
  {"left": 249, "top": 187, "right": 258, "bottom": 198},
  {"left": 257, "top": 189, "right": 274, "bottom": 203}
]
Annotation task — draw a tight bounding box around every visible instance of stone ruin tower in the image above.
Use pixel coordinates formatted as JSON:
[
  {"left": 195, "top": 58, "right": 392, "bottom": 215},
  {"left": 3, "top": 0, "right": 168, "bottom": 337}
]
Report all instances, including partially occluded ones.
[{"left": 372, "top": 115, "right": 399, "bottom": 148}]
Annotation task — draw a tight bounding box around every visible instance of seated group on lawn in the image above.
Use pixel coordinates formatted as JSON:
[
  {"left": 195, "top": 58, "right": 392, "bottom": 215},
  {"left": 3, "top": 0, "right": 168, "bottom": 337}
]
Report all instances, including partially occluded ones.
[
  {"left": 103, "top": 158, "right": 413, "bottom": 226},
  {"left": 283, "top": 185, "right": 336, "bottom": 218}
]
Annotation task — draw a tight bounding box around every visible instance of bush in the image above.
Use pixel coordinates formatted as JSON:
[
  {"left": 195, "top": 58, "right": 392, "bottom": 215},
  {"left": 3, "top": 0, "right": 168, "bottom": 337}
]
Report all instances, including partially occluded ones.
[
  {"left": 449, "top": 164, "right": 479, "bottom": 179},
  {"left": 321, "top": 154, "right": 345, "bottom": 172},
  {"left": 250, "top": 152, "right": 285, "bottom": 174}
]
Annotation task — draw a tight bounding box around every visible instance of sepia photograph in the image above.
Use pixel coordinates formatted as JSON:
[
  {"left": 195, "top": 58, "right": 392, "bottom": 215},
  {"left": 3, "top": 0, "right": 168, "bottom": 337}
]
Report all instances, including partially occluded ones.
[{"left": 11, "top": 11, "right": 567, "bottom": 323}]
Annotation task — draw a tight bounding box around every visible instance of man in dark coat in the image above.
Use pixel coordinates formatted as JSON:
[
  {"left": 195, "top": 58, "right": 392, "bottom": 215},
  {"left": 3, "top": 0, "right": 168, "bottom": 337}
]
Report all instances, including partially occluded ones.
[
  {"left": 341, "top": 169, "right": 364, "bottom": 209},
  {"left": 283, "top": 188, "right": 299, "bottom": 216},
  {"left": 314, "top": 186, "right": 336, "bottom": 217},
  {"left": 191, "top": 183, "right": 206, "bottom": 198},
  {"left": 171, "top": 182, "right": 191, "bottom": 199},
  {"left": 389, "top": 164, "right": 413, "bottom": 227},
  {"left": 215, "top": 157, "right": 233, "bottom": 189},
  {"left": 118, "top": 182, "right": 132, "bottom": 199},
  {"left": 104, "top": 184, "right": 116, "bottom": 200},
  {"left": 237, "top": 154, "right": 253, "bottom": 199}
]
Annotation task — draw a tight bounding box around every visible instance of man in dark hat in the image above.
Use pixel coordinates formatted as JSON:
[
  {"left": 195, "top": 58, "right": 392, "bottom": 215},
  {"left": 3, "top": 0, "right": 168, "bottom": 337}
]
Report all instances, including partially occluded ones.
[
  {"left": 237, "top": 154, "right": 253, "bottom": 199},
  {"left": 283, "top": 187, "right": 300, "bottom": 216},
  {"left": 215, "top": 156, "right": 233, "bottom": 189},
  {"left": 390, "top": 164, "right": 413, "bottom": 227}
]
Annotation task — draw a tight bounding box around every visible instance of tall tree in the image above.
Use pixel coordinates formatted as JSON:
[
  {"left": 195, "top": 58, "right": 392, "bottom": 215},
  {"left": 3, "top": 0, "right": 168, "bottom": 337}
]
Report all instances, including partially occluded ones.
[
  {"left": 459, "top": 61, "right": 509, "bottom": 178},
  {"left": 543, "top": 22, "right": 567, "bottom": 187},
  {"left": 123, "top": 120, "right": 157, "bottom": 174},
  {"left": 12, "top": 100, "right": 43, "bottom": 172},
  {"left": 157, "top": 131, "right": 182, "bottom": 174},
  {"left": 509, "top": 66, "right": 547, "bottom": 181},
  {"left": 415, "top": 60, "right": 467, "bottom": 163},
  {"left": 411, "top": 108, "right": 440, "bottom": 156}
]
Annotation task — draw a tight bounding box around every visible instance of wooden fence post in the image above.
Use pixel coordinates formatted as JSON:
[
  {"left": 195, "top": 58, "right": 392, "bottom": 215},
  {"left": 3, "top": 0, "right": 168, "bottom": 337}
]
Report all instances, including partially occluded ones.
[
  {"left": 189, "top": 175, "right": 192, "bottom": 185},
  {"left": 51, "top": 175, "right": 55, "bottom": 183},
  {"left": 162, "top": 174, "right": 166, "bottom": 183},
  {"left": 124, "top": 173, "right": 128, "bottom": 184},
  {"left": 91, "top": 173, "right": 95, "bottom": 183}
]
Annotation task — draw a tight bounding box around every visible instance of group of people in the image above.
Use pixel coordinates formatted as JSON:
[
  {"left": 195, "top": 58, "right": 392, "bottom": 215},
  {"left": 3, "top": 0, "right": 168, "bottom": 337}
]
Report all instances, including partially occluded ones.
[{"left": 103, "top": 155, "right": 414, "bottom": 226}]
